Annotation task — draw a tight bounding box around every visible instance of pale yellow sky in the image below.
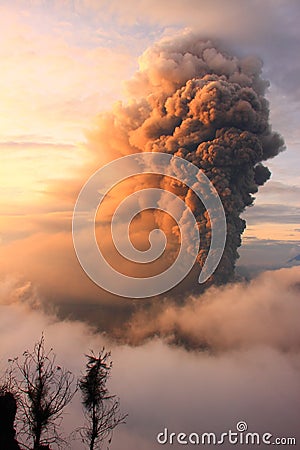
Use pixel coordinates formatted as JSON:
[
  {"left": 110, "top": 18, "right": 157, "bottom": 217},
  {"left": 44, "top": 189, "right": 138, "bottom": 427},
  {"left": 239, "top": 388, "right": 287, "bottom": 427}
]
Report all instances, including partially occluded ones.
[
  {"left": 0, "top": 4, "right": 137, "bottom": 211},
  {"left": 243, "top": 223, "right": 300, "bottom": 242}
]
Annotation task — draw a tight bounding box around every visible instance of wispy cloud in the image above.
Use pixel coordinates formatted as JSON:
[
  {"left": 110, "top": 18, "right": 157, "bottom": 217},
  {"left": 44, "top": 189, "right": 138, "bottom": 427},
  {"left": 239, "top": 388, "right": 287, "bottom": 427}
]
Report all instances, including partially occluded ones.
[{"left": 243, "top": 204, "right": 300, "bottom": 224}]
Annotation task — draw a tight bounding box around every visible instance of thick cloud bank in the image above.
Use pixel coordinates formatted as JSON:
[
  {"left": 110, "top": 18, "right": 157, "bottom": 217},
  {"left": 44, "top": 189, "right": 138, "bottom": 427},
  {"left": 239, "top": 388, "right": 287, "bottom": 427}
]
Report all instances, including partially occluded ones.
[
  {"left": 126, "top": 266, "right": 300, "bottom": 350},
  {"left": 1, "top": 267, "right": 299, "bottom": 449}
]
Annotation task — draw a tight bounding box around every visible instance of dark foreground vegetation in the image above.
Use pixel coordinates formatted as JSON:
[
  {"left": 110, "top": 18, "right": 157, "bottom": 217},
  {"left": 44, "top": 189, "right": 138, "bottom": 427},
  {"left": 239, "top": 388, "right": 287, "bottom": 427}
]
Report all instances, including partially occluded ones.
[{"left": 0, "top": 336, "right": 126, "bottom": 450}]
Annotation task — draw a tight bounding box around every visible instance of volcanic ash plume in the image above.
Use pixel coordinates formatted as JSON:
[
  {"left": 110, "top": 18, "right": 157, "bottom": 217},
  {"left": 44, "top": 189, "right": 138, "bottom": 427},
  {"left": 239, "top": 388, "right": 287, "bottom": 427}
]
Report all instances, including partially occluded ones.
[{"left": 90, "top": 33, "right": 285, "bottom": 285}]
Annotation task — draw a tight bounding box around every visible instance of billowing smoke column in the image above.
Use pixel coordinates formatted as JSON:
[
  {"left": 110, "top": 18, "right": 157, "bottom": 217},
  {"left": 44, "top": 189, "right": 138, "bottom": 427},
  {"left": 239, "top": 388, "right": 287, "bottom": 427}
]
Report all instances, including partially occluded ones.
[{"left": 92, "top": 33, "right": 285, "bottom": 285}]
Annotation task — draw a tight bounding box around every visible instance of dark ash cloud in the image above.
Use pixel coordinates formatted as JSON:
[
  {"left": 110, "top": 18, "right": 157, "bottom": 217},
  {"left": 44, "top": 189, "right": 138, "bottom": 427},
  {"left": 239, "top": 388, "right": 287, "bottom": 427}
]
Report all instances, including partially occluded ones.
[{"left": 90, "top": 32, "right": 285, "bottom": 285}]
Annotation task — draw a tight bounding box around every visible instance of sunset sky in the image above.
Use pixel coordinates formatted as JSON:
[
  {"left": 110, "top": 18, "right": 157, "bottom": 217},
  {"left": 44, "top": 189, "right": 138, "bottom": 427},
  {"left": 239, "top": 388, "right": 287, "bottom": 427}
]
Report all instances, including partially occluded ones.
[
  {"left": 1, "top": 1, "right": 300, "bottom": 449},
  {"left": 0, "top": 0, "right": 299, "bottom": 269}
]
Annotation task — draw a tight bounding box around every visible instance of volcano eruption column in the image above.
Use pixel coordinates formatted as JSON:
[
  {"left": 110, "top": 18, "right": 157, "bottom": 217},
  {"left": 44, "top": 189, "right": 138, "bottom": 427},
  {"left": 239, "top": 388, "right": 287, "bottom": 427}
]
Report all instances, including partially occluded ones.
[{"left": 92, "top": 33, "right": 285, "bottom": 285}]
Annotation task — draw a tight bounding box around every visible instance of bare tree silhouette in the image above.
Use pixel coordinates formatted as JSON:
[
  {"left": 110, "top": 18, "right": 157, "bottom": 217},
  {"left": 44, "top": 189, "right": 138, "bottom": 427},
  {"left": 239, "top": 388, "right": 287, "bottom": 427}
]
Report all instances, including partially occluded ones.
[
  {"left": 12, "top": 335, "right": 76, "bottom": 449},
  {"left": 79, "top": 349, "right": 127, "bottom": 449},
  {"left": 1, "top": 339, "right": 127, "bottom": 449}
]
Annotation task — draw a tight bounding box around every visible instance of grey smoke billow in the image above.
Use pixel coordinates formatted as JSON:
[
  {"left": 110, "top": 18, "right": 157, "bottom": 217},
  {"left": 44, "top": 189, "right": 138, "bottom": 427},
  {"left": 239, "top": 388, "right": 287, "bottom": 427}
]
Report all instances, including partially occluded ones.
[{"left": 93, "top": 32, "right": 285, "bottom": 285}]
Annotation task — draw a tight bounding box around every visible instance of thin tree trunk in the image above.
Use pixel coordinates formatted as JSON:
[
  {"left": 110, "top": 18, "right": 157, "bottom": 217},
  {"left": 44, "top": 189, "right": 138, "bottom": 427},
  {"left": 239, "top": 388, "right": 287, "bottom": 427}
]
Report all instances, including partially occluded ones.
[
  {"left": 34, "top": 421, "right": 42, "bottom": 449},
  {"left": 90, "top": 403, "right": 97, "bottom": 450}
]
